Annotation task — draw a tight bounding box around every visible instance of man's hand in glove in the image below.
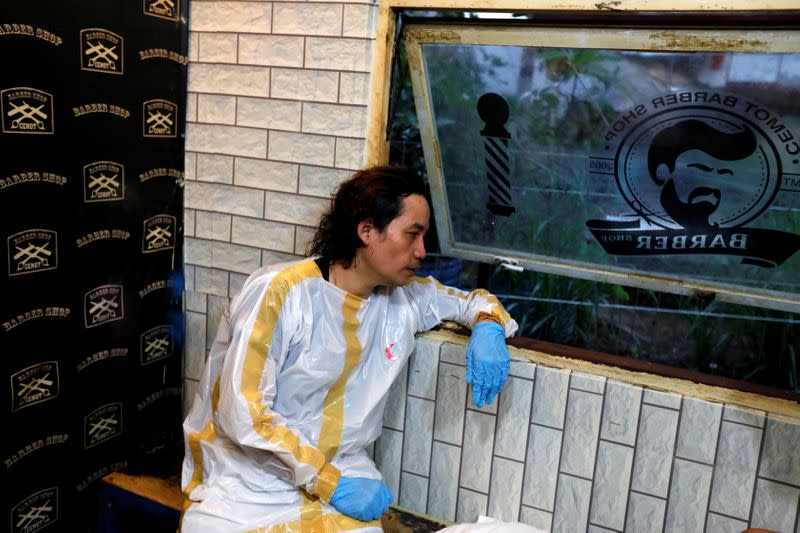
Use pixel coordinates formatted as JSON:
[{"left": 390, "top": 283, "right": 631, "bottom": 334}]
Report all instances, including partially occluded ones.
[
  {"left": 329, "top": 476, "right": 393, "bottom": 522},
  {"left": 466, "top": 321, "right": 510, "bottom": 407}
]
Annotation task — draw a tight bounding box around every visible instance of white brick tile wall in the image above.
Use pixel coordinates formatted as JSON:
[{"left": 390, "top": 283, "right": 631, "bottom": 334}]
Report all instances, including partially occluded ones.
[
  {"left": 590, "top": 440, "right": 633, "bottom": 530},
  {"left": 456, "top": 489, "right": 488, "bottom": 524},
  {"left": 187, "top": 123, "right": 268, "bottom": 158},
  {"left": 185, "top": 152, "right": 198, "bottom": 182},
  {"left": 643, "top": 389, "right": 682, "bottom": 410},
  {"left": 184, "top": 208, "right": 196, "bottom": 236},
  {"left": 190, "top": 239, "right": 262, "bottom": 275},
  {"left": 229, "top": 272, "right": 249, "bottom": 297},
  {"left": 399, "top": 472, "right": 428, "bottom": 512},
  {"left": 261, "top": 250, "right": 300, "bottom": 267},
  {"left": 520, "top": 507, "right": 552, "bottom": 532},
  {"left": 197, "top": 32, "right": 238, "bottom": 63},
  {"left": 428, "top": 441, "right": 461, "bottom": 521},
  {"left": 663, "top": 459, "right": 712, "bottom": 533},
  {"left": 271, "top": 68, "right": 339, "bottom": 102},
  {"left": 298, "top": 165, "right": 349, "bottom": 197},
  {"left": 459, "top": 410, "right": 495, "bottom": 493},
  {"left": 342, "top": 4, "right": 374, "bottom": 38},
  {"left": 532, "top": 366, "right": 570, "bottom": 429},
  {"left": 198, "top": 94, "right": 237, "bottom": 125},
  {"left": 238, "top": 35, "right": 305, "bottom": 68},
  {"left": 570, "top": 372, "right": 606, "bottom": 394},
  {"left": 302, "top": 102, "right": 367, "bottom": 137},
  {"left": 237, "top": 97, "right": 301, "bottom": 131},
  {"left": 264, "top": 191, "right": 329, "bottom": 226},
  {"left": 750, "top": 478, "right": 800, "bottom": 533},
  {"left": 488, "top": 457, "right": 524, "bottom": 522},
  {"left": 206, "top": 295, "right": 228, "bottom": 348},
  {"left": 185, "top": 311, "right": 207, "bottom": 380},
  {"left": 195, "top": 211, "right": 232, "bottom": 241},
  {"left": 189, "top": 2, "right": 272, "bottom": 33},
  {"left": 186, "top": 93, "right": 198, "bottom": 122},
  {"left": 723, "top": 403, "right": 765, "bottom": 427},
  {"left": 494, "top": 376, "right": 533, "bottom": 462},
  {"left": 407, "top": 338, "right": 440, "bottom": 400},
  {"left": 197, "top": 153, "right": 233, "bottom": 184},
  {"left": 338, "top": 72, "right": 370, "bottom": 105},
  {"left": 231, "top": 216, "right": 295, "bottom": 253},
  {"left": 522, "top": 424, "right": 562, "bottom": 511},
  {"left": 553, "top": 475, "right": 592, "bottom": 533},
  {"left": 601, "top": 381, "right": 642, "bottom": 446},
  {"left": 631, "top": 404, "right": 679, "bottom": 498},
  {"left": 272, "top": 3, "right": 343, "bottom": 36},
  {"left": 186, "top": 182, "right": 263, "bottom": 217},
  {"left": 188, "top": 32, "right": 199, "bottom": 62},
  {"left": 234, "top": 157, "right": 297, "bottom": 192},
  {"left": 375, "top": 428, "right": 403, "bottom": 503},
  {"left": 383, "top": 360, "right": 408, "bottom": 431},
  {"left": 759, "top": 416, "right": 800, "bottom": 485},
  {"left": 269, "top": 131, "right": 336, "bottom": 166},
  {"left": 705, "top": 513, "right": 748, "bottom": 533},
  {"left": 403, "top": 396, "right": 435, "bottom": 476},
  {"left": 189, "top": 64, "right": 270, "bottom": 97},
  {"left": 294, "top": 226, "right": 315, "bottom": 256},
  {"left": 676, "top": 397, "right": 721, "bottom": 464},
  {"left": 194, "top": 266, "right": 229, "bottom": 298},
  {"left": 433, "top": 362, "right": 467, "bottom": 445},
  {"left": 184, "top": 265, "right": 195, "bottom": 291},
  {"left": 560, "top": 389, "right": 602, "bottom": 478},
  {"left": 708, "top": 421, "right": 763, "bottom": 519},
  {"left": 185, "top": 290, "right": 207, "bottom": 313},
  {"left": 305, "top": 37, "right": 372, "bottom": 71},
  {"left": 625, "top": 492, "right": 665, "bottom": 533}
]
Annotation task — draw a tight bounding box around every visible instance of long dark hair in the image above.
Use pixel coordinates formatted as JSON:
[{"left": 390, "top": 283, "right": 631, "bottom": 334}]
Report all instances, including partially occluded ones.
[{"left": 307, "top": 166, "right": 429, "bottom": 268}]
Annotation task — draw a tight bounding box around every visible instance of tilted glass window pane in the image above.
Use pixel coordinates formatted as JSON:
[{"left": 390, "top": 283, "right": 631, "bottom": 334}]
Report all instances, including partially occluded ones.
[{"left": 416, "top": 38, "right": 800, "bottom": 311}]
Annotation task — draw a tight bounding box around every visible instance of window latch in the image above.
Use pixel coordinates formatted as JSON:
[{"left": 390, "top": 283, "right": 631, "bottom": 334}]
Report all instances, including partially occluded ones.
[{"left": 493, "top": 257, "right": 523, "bottom": 272}]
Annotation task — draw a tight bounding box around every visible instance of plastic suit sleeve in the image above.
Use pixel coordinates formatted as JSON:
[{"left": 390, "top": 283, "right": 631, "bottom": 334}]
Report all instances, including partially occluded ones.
[
  {"left": 405, "top": 276, "right": 518, "bottom": 338},
  {"left": 214, "top": 271, "right": 341, "bottom": 503}
]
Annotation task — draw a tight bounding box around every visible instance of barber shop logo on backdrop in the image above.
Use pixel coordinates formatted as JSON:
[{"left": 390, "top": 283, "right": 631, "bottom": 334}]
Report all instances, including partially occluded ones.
[
  {"left": 11, "top": 487, "right": 58, "bottom": 533},
  {"left": 142, "top": 214, "right": 176, "bottom": 253},
  {"left": 7, "top": 229, "right": 58, "bottom": 276},
  {"left": 84, "top": 284, "right": 124, "bottom": 328},
  {"left": 83, "top": 161, "right": 125, "bottom": 202},
  {"left": 587, "top": 92, "right": 800, "bottom": 267},
  {"left": 143, "top": 99, "right": 177, "bottom": 137},
  {"left": 1, "top": 87, "right": 54, "bottom": 134},
  {"left": 84, "top": 402, "right": 122, "bottom": 449},
  {"left": 80, "top": 28, "right": 124, "bottom": 75},
  {"left": 11, "top": 361, "right": 59, "bottom": 412},
  {"left": 140, "top": 325, "right": 173, "bottom": 365},
  {"left": 144, "top": 0, "right": 180, "bottom": 21}
]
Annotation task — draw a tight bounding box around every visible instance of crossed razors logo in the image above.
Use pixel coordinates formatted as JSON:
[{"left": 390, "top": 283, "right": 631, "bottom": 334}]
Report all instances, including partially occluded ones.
[
  {"left": 84, "top": 402, "right": 122, "bottom": 449},
  {"left": 8, "top": 229, "right": 58, "bottom": 276},
  {"left": 587, "top": 92, "right": 800, "bottom": 268},
  {"left": 143, "top": 99, "right": 177, "bottom": 137},
  {"left": 12, "top": 487, "right": 58, "bottom": 533},
  {"left": 1, "top": 87, "right": 54, "bottom": 134},
  {"left": 11, "top": 362, "right": 59, "bottom": 412},
  {"left": 144, "top": 0, "right": 179, "bottom": 21},
  {"left": 142, "top": 214, "right": 176, "bottom": 253},
  {"left": 80, "top": 28, "right": 124, "bottom": 74},
  {"left": 84, "top": 161, "right": 125, "bottom": 202},
  {"left": 140, "top": 325, "right": 173, "bottom": 365},
  {"left": 84, "top": 284, "right": 124, "bottom": 328}
]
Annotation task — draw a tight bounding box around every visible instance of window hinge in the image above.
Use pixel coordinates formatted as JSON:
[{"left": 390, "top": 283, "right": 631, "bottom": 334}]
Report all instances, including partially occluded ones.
[{"left": 493, "top": 256, "right": 523, "bottom": 272}]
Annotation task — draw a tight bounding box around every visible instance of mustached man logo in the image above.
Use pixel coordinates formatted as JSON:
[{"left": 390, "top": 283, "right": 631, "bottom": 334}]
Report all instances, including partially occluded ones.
[
  {"left": 12, "top": 487, "right": 58, "bottom": 533},
  {"left": 11, "top": 362, "right": 59, "bottom": 412},
  {"left": 1, "top": 87, "right": 54, "bottom": 134},
  {"left": 144, "top": 0, "right": 179, "bottom": 21},
  {"left": 84, "top": 284, "right": 124, "bottom": 328},
  {"left": 84, "top": 402, "right": 122, "bottom": 449},
  {"left": 140, "top": 325, "right": 173, "bottom": 365},
  {"left": 587, "top": 92, "right": 800, "bottom": 268},
  {"left": 8, "top": 229, "right": 58, "bottom": 276},
  {"left": 80, "top": 28, "right": 123, "bottom": 75},
  {"left": 142, "top": 214, "right": 176, "bottom": 253},
  {"left": 83, "top": 161, "right": 124, "bottom": 202},
  {"left": 143, "top": 99, "right": 176, "bottom": 137}
]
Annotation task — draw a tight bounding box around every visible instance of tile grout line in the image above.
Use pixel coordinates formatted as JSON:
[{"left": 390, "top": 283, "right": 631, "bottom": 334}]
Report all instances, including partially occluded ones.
[
  {"left": 585, "top": 379, "right": 609, "bottom": 533},
  {"left": 746, "top": 420, "right": 768, "bottom": 527},
  {"left": 551, "top": 373, "right": 573, "bottom": 527},
  {"left": 629, "top": 488, "right": 667, "bottom": 501},
  {"left": 424, "top": 342, "right": 442, "bottom": 516},
  {"left": 702, "top": 403, "right": 726, "bottom": 533},
  {"left": 642, "top": 400, "right": 680, "bottom": 412},
  {"left": 757, "top": 473, "right": 800, "bottom": 490},
  {"left": 661, "top": 396, "right": 685, "bottom": 532},
  {"left": 517, "top": 367, "right": 538, "bottom": 523},
  {"left": 622, "top": 387, "right": 645, "bottom": 531}
]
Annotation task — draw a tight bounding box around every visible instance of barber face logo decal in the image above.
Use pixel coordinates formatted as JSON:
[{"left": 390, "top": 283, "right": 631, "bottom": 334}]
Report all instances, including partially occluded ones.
[
  {"left": 1, "top": 87, "right": 54, "bottom": 134},
  {"left": 84, "top": 285, "right": 124, "bottom": 328},
  {"left": 84, "top": 161, "right": 124, "bottom": 202},
  {"left": 587, "top": 92, "right": 800, "bottom": 267},
  {"left": 85, "top": 402, "right": 122, "bottom": 449},
  {"left": 80, "top": 29, "right": 124, "bottom": 75},
  {"left": 11, "top": 362, "right": 59, "bottom": 412},
  {"left": 12, "top": 487, "right": 58, "bottom": 533},
  {"left": 8, "top": 229, "right": 58, "bottom": 276}
]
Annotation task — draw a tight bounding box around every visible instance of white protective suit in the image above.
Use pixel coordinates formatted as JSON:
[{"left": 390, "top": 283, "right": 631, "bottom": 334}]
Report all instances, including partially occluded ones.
[{"left": 181, "top": 258, "right": 518, "bottom": 532}]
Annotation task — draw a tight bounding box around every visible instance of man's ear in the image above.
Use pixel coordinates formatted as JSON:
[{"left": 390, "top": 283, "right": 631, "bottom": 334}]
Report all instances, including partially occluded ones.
[{"left": 357, "top": 219, "right": 375, "bottom": 246}]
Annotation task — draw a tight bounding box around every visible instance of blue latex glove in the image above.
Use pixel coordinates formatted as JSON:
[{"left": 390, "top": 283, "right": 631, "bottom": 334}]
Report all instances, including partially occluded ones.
[
  {"left": 466, "top": 321, "right": 510, "bottom": 407},
  {"left": 329, "top": 476, "right": 393, "bottom": 522}
]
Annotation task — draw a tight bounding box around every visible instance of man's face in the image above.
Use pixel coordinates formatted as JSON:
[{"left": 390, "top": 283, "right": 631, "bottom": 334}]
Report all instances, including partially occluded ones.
[{"left": 360, "top": 194, "right": 430, "bottom": 287}]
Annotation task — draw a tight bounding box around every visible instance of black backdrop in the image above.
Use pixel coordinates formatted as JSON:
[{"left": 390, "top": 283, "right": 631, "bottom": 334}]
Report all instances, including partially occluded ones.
[{"left": 1, "top": 2, "right": 187, "bottom": 530}]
